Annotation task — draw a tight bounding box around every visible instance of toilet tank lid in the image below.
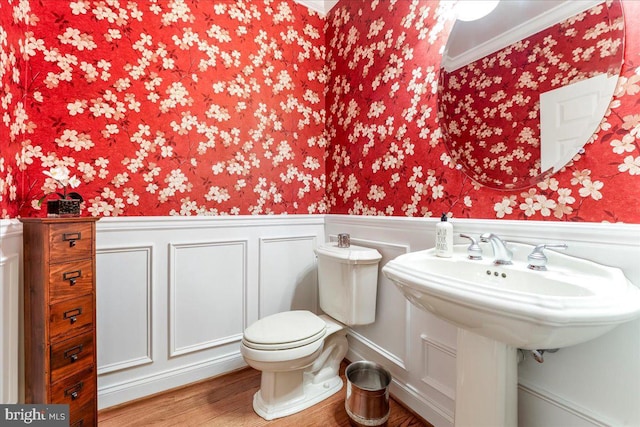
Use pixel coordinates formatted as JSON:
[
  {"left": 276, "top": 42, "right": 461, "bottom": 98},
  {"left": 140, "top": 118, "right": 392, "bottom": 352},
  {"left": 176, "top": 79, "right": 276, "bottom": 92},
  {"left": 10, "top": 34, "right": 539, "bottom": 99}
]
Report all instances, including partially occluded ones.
[{"left": 315, "top": 242, "right": 382, "bottom": 264}]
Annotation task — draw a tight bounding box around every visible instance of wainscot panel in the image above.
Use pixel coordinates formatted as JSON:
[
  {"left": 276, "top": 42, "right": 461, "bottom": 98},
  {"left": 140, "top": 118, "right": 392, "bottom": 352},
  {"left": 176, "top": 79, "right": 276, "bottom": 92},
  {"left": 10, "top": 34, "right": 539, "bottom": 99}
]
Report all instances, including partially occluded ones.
[
  {"left": 0, "top": 220, "right": 21, "bottom": 404},
  {"left": 325, "top": 215, "right": 640, "bottom": 427},
  {"left": 169, "top": 240, "right": 247, "bottom": 357},
  {"left": 97, "top": 245, "right": 153, "bottom": 374},
  {"left": 259, "top": 235, "right": 319, "bottom": 317},
  {"left": 95, "top": 215, "right": 325, "bottom": 409}
]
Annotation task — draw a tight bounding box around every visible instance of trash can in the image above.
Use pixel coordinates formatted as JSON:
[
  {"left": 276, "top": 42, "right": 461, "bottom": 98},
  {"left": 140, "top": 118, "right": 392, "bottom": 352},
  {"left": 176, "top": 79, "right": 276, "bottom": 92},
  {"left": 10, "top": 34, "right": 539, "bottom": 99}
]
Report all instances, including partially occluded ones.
[{"left": 345, "top": 361, "right": 392, "bottom": 427}]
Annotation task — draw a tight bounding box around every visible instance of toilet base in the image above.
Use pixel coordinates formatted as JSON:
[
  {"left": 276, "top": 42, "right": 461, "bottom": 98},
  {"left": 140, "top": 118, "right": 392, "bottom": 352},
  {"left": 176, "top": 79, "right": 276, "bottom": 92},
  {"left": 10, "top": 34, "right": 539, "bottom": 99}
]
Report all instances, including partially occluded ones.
[
  {"left": 245, "top": 315, "right": 349, "bottom": 421},
  {"left": 253, "top": 375, "right": 343, "bottom": 421}
]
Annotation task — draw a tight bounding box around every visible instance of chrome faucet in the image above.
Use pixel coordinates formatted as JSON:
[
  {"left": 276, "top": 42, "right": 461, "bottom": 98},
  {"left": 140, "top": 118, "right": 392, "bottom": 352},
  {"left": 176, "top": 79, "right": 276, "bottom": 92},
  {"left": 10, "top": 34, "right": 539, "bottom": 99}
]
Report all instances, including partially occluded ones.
[
  {"left": 480, "top": 233, "right": 513, "bottom": 265},
  {"left": 460, "top": 234, "right": 483, "bottom": 260},
  {"left": 527, "top": 243, "right": 568, "bottom": 271}
]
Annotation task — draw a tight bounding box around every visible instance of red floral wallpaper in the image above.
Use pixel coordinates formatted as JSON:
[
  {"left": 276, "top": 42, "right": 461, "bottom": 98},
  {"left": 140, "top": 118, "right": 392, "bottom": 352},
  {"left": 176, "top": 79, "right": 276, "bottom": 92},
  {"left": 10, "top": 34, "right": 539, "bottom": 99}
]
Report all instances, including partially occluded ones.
[
  {"left": 0, "top": 0, "right": 25, "bottom": 219},
  {"left": 439, "top": 1, "right": 623, "bottom": 189},
  {"left": 326, "top": 0, "right": 640, "bottom": 222},
  {"left": 2, "top": 0, "right": 327, "bottom": 217},
  {"left": 2, "top": 0, "right": 640, "bottom": 222}
]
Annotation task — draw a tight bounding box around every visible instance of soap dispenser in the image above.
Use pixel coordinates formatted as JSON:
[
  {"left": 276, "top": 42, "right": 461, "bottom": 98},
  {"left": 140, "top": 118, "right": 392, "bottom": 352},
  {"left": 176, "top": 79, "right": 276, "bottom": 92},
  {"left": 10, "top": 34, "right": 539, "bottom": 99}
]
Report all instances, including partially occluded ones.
[{"left": 435, "top": 213, "right": 453, "bottom": 257}]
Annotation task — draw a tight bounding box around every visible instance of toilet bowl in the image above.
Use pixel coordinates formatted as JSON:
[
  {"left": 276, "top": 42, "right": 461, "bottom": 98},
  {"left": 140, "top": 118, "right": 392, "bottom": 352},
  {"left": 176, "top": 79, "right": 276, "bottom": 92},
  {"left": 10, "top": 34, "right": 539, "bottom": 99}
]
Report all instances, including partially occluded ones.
[
  {"left": 241, "top": 242, "right": 382, "bottom": 421},
  {"left": 241, "top": 311, "right": 348, "bottom": 420}
]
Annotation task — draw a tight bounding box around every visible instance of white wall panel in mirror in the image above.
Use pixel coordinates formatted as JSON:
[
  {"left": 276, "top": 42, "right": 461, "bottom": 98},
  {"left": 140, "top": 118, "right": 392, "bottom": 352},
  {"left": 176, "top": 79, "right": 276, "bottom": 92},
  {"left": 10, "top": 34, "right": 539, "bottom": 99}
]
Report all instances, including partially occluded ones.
[
  {"left": 539, "top": 74, "right": 618, "bottom": 173},
  {"left": 97, "top": 246, "right": 153, "bottom": 374},
  {"left": 169, "top": 240, "right": 246, "bottom": 357},
  {"left": 259, "top": 236, "right": 318, "bottom": 318}
]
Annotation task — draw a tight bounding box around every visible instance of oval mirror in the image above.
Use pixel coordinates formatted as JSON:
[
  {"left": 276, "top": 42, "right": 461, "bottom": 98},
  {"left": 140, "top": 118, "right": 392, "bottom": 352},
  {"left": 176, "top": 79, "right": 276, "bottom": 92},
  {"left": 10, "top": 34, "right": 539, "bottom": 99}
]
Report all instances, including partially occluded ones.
[{"left": 438, "top": 0, "right": 625, "bottom": 190}]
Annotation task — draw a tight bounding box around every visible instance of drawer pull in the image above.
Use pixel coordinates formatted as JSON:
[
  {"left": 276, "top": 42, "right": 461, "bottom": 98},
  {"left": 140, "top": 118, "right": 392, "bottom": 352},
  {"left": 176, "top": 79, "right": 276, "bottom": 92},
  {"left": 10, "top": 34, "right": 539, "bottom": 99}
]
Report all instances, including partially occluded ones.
[
  {"left": 64, "top": 344, "right": 83, "bottom": 362},
  {"left": 63, "top": 232, "right": 82, "bottom": 247},
  {"left": 63, "top": 270, "right": 82, "bottom": 286},
  {"left": 64, "top": 381, "right": 83, "bottom": 401},
  {"left": 63, "top": 307, "right": 82, "bottom": 324}
]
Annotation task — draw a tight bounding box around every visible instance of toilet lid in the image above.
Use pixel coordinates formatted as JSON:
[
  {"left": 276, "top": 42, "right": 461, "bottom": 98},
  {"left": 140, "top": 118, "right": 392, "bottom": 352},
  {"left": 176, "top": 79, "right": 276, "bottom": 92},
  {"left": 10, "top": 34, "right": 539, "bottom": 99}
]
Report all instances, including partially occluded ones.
[{"left": 243, "top": 310, "right": 326, "bottom": 351}]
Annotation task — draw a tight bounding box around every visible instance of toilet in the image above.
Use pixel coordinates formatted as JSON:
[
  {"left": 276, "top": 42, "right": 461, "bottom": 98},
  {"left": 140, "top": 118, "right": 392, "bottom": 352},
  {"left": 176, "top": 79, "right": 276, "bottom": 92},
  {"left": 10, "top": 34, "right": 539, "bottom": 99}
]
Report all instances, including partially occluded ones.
[{"left": 240, "top": 241, "right": 382, "bottom": 420}]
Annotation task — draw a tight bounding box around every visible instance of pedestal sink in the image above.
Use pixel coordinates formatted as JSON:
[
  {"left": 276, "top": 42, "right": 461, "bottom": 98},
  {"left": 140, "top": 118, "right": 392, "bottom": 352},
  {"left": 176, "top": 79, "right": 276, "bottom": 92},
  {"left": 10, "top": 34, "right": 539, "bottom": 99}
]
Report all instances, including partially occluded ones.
[{"left": 382, "top": 241, "right": 640, "bottom": 427}]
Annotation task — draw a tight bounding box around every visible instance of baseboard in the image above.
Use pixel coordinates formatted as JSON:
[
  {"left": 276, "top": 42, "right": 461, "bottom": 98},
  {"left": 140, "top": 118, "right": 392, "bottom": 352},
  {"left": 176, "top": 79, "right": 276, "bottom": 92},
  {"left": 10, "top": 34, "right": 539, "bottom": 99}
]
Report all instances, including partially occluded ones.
[
  {"left": 389, "top": 380, "right": 454, "bottom": 427},
  {"left": 98, "top": 352, "right": 247, "bottom": 409}
]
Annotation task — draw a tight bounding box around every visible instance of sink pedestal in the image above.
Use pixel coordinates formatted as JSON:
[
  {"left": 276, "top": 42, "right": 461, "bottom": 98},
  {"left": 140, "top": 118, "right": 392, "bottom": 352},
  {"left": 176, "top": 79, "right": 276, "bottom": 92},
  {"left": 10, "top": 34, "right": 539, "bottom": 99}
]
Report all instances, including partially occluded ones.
[
  {"left": 383, "top": 243, "right": 640, "bottom": 426},
  {"left": 455, "top": 329, "right": 518, "bottom": 427}
]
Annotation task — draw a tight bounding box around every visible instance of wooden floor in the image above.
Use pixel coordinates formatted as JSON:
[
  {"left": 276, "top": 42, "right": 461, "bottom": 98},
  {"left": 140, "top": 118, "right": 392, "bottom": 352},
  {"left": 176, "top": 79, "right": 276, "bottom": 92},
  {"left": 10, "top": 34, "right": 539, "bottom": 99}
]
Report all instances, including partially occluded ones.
[{"left": 98, "top": 361, "right": 431, "bottom": 426}]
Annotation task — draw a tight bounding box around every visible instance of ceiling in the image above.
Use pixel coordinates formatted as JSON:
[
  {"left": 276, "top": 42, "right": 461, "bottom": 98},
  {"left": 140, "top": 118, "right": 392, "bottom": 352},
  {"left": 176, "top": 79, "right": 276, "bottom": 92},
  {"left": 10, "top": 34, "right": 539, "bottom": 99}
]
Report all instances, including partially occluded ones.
[
  {"left": 294, "top": 0, "right": 339, "bottom": 15},
  {"left": 444, "top": 0, "right": 603, "bottom": 71}
]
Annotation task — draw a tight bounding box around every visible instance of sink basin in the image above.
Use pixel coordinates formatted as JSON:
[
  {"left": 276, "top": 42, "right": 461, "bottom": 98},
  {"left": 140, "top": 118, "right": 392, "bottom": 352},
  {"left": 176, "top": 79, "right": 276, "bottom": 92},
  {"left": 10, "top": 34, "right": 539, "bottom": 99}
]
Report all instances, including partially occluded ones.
[
  {"left": 383, "top": 240, "right": 640, "bottom": 427},
  {"left": 382, "top": 243, "right": 640, "bottom": 350},
  {"left": 383, "top": 242, "right": 640, "bottom": 350}
]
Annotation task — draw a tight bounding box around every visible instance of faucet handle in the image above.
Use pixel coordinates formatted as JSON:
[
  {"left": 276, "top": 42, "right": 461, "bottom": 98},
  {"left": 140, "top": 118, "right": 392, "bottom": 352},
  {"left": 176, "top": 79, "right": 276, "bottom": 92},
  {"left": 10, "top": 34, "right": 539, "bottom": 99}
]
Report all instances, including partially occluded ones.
[
  {"left": 527, "top": 243, "right": 568, "bottom": 271},
  {"left": 459, "top": 234, "right": 483, "bottom": 260}
]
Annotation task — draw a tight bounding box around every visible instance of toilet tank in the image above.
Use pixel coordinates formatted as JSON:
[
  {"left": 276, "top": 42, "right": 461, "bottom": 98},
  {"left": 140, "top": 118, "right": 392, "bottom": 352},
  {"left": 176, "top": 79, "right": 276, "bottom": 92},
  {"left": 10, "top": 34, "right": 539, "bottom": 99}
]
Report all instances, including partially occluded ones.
[{"left": 315, "top": 242, "right": 382, "bottom": 326}]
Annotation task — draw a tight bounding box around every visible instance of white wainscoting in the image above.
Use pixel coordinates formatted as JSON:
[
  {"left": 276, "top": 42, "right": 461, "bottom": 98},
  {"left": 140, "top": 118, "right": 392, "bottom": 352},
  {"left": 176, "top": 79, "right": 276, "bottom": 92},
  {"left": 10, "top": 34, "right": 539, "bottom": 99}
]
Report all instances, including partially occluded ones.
[
  {"left": 4, "top": 214, "right": 640, "bottom": 426},
  {"left": 95, "top": 215, "right": 325, "bottom": 409},
  {"left": 0, "top": 220, "right": 21, "bottom": 404},
  {"left": 168, "top": 239, "right": 247, "bottom": 357},
  {"left": 258, "top": 235, "right": 320, "bottom": 317},
  {"left": 325, "top": 215, "right": 640, "bottom": 427},
  {"left": 97, "top": 245, "right": 153, "bottom": 374}
]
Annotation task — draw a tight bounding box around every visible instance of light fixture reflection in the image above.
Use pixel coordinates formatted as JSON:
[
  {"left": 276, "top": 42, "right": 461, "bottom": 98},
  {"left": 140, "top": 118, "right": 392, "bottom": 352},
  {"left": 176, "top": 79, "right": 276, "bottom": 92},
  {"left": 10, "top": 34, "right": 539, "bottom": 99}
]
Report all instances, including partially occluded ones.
[{"left": 455, "top": 0, "right": 500, "bottom": 21}]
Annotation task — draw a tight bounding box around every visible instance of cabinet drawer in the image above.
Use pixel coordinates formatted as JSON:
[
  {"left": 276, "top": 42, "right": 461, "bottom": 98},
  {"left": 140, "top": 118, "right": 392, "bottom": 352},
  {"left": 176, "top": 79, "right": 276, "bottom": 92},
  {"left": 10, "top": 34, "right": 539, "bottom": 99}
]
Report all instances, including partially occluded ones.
[
  {"left": 50, "top": 295, "right": 93, "bottom": 341},
  {"left": 49, "top": 259, "right": 93, "bottom": 304},
  {"left": 70, "top": 400, "right": 95, "bottom": 427},
  {"left": 51, "top": 367, "right": 95, "bottom": 420},
  {"left": 50, "top": 222, "right": 93, "bottom": 264},
  {"left": 50, "top": 332, "right": 94, "bottom": 383}
]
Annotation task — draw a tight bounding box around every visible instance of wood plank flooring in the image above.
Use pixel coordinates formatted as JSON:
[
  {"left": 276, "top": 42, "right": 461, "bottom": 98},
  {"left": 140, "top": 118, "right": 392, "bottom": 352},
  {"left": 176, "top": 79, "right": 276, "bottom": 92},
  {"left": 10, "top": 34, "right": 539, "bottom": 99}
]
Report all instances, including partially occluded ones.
[{"left": 98, "top": 361, "right": 431, "bottom": 426}]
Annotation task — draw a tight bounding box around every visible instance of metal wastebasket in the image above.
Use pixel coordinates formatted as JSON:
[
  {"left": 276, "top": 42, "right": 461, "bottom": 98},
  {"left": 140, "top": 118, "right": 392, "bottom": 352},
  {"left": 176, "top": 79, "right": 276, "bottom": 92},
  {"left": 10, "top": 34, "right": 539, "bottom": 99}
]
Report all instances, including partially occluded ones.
[{"left": 345, "top": 361, "right": 392, "bottom": 427}]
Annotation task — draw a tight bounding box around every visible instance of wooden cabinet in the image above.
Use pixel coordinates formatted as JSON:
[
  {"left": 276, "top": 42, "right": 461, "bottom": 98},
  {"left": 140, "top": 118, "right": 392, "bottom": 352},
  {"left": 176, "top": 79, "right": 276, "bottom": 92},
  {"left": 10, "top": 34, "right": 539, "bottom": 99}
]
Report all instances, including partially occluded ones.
[{"left": 21, "top": 217, "right": 99, "bottom": 427}]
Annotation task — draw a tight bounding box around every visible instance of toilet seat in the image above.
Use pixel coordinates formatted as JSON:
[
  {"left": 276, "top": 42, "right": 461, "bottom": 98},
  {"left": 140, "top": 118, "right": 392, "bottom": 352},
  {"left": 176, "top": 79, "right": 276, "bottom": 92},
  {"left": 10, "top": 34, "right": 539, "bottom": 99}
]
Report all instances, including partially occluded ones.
[{"left": 243, "top": 310, "right": 326, "bottom": 351}]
